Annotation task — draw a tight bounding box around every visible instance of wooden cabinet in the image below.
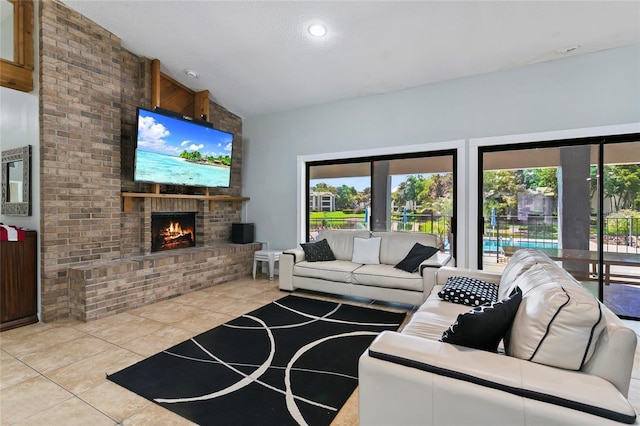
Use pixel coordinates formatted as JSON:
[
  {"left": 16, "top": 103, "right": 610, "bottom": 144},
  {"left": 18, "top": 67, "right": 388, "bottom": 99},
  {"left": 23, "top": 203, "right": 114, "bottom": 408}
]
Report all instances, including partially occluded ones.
[{"left": 1, "top": 230, "right": 37, "bottom": 331}]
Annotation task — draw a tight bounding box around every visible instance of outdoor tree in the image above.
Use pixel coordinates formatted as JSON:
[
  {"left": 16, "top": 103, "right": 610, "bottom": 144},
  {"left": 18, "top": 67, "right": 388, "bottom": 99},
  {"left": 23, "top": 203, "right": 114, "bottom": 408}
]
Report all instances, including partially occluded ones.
[
  {"left": 335, "top": 185, "right": 358, "bottom": 210},
  {"left": 523, "top": 167, "right": 557, "bottom": 194},
  {"left": 604, "top": 165, "right": 640, "bottom": 211},
  {"left": 482, "top": 170, "right": 523, "bottom": 216},
  {"left": 312, "top": 182, "right": 336, "bottom": 193}
]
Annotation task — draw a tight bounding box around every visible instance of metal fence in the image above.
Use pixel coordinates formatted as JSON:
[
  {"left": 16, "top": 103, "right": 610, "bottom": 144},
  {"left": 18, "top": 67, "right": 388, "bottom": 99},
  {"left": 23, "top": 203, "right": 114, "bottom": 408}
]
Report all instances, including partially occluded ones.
[
  {"left": 309, "top": 213, "right": 639, "bottom": 255},
  {"left": 483, "top": 214, "right": 639, "bottom": 254}
]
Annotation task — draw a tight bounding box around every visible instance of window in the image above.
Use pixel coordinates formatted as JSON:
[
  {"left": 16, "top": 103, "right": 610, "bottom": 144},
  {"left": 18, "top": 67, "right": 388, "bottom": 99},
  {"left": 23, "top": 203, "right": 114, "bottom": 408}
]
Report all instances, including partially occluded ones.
[
  {"left": 478, "top": 136, "right": 640, "bottom": 319},
  {"left": 306, "top": 151, "right": 456, "bottom": 255}
]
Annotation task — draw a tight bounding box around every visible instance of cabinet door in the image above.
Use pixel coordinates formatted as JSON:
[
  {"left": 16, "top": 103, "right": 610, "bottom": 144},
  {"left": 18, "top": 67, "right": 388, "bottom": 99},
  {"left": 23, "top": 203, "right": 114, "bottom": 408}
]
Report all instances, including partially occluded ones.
[{"left": 1, "top": 231, "right": 37, "bottom": 329}]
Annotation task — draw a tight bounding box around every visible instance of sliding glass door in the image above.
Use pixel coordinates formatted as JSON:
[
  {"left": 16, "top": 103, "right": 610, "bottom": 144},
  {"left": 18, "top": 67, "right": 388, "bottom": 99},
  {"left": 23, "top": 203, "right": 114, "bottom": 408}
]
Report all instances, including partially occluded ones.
[
  {"left": 307, "top": 151, "right": 456, "bottom": 255},
  {"left": 601, "top": 141, "right": 640, "bottom": 319},
  {"left": 479, "top": 136, "right": 640, "bottom": 319}
]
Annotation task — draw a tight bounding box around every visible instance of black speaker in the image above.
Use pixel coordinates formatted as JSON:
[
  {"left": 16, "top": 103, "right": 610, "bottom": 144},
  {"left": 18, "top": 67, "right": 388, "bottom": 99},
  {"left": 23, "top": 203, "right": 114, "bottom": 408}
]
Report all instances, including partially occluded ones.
[{"left": 232, "top": 223, "right": 255, "bottom": 244}]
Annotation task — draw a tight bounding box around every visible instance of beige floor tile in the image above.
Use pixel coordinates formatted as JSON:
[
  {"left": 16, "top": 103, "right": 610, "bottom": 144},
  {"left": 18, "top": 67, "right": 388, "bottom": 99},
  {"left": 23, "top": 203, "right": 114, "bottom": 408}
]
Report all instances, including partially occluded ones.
[
  {"left": 332, "top": 388, "right": 359, "bottom": 426},
  {"left": 46, "top": 347, "right": 143, "bottom": 395},
  {"left": 17, "top": 334, "right": 118, "bottom": 374},
  {"left": 129, "top": 301, "right": 211, "bottom": 325},
  {"left": 79, "top": 381, "right": 152, "bottom": 423},
  {"left": 118, "top": 325, "right": 197, "bottom": 357},
  {"left": 122, "top": 402, "right": 198, "bottom": 426},
  {"left": 0, "top": 351, "right": 39, "bottom": 390},
  {"left": 169, "top": 290, "right": 237, "bottom": 311},
  {"left": 0, "top": 375, "right": 73, "bottom": 424},
  {"left": 171, "top": 311, "right": 234, "bottom": 334},
  {"left": 214, "top": 298, "right": 267, "bottom": 317},
  {"left": 211, "top": 283, "right": 269, "bottom": 299},
  {"left": 194, "top": 294, "right": 246, "bottom": 312},
  {"left": 246, "top": 288, "right": 289, "bottom": 305},
  {"left": 0, "top": 325, "right": 87, "bottom": 357},
  {"left": 12, "top": 397, "right": 116, "bottom": 426},
  {"left": 73, "top": 313, "right": 166, "bottom": 346}
]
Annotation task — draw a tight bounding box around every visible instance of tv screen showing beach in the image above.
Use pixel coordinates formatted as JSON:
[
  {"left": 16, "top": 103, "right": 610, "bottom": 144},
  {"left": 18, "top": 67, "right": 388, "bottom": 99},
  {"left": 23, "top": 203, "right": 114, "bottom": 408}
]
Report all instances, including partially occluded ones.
[{"left": 134, "top": 108, "right": 233, "bottom": 188}]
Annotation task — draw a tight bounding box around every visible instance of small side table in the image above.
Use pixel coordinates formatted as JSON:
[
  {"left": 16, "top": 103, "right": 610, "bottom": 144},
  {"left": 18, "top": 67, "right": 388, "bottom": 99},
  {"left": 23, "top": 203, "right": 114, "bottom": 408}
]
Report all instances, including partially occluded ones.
[{"left": 253, "top": 249, "right": 283, "bottom": 281}]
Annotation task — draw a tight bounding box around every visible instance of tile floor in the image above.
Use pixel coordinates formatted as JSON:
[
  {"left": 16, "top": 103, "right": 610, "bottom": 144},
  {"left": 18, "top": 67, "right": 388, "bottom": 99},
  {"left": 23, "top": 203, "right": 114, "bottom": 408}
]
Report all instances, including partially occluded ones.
[{"left": 1, "top": 276, "right": 639, "bottom": 425}]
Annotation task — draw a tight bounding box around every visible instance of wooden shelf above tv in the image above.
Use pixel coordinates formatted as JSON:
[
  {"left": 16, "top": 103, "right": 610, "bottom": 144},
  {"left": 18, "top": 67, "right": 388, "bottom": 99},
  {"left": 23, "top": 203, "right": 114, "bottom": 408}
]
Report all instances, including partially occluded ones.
[{"left": 122, "top": 185, "right": 248, "bottom": 212}]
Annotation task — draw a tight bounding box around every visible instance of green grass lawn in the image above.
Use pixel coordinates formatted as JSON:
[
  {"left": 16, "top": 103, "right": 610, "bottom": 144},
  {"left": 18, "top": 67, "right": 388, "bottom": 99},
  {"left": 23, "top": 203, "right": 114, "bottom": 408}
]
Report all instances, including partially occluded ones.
[{"left": 309, "top": 211, "right": 364, "bottom": 219}]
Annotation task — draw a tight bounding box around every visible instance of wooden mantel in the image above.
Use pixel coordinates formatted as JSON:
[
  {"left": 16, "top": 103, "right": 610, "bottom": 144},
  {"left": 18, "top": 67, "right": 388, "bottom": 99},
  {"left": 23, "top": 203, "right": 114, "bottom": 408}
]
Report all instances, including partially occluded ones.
[{"left": 122, "top": 185, "right": 248, "bottom": 212}]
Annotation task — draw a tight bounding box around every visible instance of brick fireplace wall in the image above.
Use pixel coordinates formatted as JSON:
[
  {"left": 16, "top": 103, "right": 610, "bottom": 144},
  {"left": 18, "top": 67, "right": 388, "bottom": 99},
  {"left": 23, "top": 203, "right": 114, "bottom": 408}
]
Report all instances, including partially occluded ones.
[{"left": 39, "top": 0, "right": 256, "bottom": 322}]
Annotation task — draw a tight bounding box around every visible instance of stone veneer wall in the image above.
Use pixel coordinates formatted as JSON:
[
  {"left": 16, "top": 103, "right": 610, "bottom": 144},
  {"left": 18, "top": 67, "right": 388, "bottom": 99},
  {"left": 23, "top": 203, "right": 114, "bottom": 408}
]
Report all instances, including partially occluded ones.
[{"left": 39, "top": 0, "right": 253, "bottom": 322}]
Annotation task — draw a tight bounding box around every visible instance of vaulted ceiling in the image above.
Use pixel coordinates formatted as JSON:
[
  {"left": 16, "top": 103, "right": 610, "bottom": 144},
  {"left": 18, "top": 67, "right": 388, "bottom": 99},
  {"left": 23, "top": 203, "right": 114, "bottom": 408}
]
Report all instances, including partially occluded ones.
[{"left": 62, "top": 1, "right": 640, "bottom": 118}]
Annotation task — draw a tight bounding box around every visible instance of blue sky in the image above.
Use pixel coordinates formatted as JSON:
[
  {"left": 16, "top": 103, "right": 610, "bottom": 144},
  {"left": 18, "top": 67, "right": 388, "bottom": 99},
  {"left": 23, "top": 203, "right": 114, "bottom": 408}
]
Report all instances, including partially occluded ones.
[
  {"left": 311, "top": 175, "right": 415, "bottom": 192},
  {"left": 137, "top": 109, "right": 233, "bottom": 158}
]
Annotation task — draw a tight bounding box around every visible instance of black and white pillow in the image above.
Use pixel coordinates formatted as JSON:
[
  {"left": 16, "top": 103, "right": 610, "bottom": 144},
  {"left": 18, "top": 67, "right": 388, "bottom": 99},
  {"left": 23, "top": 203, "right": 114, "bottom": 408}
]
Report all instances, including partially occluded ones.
[
  {"left": 438, "top": 276, "right": 498, "bottom": 306},
  {"left": 441, "top": 287, "right": 522, "bottom": 352},
  {"left": 300, "top": 239, "right": 336, "bottom": 262}
]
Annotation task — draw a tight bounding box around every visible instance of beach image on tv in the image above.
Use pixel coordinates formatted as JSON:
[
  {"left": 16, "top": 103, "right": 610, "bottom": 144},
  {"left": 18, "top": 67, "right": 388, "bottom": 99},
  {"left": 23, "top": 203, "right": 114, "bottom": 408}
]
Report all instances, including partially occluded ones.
[{"left": 134, "top": 109, "right": 233, "bottom": 187}]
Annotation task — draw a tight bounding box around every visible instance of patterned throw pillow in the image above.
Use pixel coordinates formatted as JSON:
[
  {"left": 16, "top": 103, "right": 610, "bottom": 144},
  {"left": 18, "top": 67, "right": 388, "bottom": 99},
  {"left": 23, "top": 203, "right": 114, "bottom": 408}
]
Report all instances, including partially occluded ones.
[
  {"left": 300, "top": 239, "right": 336, "bottom": 262},
  {"left": 438, "top": 276, "right": 498, "bottom": 306},
  {"left": 441, "top": 288, "right": 522, "bottom": 352}
]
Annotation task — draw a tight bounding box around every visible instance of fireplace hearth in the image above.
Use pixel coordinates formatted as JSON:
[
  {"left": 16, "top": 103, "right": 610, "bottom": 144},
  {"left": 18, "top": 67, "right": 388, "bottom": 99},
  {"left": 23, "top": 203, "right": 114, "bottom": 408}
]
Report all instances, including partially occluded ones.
[{"left": 151, "top": 212, "right": 196, "bottom": 252}]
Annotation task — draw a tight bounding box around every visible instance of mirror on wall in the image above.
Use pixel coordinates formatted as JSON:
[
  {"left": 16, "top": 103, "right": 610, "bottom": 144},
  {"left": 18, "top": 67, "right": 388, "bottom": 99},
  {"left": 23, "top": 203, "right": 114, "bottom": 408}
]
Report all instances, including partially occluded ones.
[{"left": 1, "top": 145, "right": 31, "bottom": 216}]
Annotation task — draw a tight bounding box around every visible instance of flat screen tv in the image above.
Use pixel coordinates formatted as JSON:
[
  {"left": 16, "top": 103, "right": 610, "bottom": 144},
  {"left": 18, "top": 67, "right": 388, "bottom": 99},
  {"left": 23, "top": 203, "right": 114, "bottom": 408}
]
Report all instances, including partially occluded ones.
[{"left": 133, "top": 107, "right": 233, "bottom": 188}]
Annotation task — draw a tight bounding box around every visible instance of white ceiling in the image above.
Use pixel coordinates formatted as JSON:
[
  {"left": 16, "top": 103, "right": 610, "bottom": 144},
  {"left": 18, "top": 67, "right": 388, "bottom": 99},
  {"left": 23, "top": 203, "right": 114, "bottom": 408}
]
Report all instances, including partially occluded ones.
[{"left": 62, "top": 1, "right": 640, "bottom": 119}]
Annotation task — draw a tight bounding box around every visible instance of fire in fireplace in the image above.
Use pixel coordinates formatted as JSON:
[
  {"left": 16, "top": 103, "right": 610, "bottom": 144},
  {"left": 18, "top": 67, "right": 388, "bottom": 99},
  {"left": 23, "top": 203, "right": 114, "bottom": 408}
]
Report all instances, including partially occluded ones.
[{"left": 151, "top": 212, "right": 196, "bottom": 252}]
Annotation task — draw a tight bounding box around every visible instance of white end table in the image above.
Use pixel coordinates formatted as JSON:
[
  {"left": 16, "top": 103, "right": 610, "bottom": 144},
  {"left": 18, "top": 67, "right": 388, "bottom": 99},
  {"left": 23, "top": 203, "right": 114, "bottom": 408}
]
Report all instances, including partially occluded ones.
[{"left": 253, "top": 249, "right": 282, "bottom": 281}]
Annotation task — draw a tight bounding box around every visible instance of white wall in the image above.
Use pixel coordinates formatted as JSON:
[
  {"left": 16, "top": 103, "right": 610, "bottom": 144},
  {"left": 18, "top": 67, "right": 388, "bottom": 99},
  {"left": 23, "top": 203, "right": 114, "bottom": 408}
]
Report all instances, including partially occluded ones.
[
  {"left": 0, "top": 2, "right": 40, "bottom": 318},
  {"left": 243, "top": 44, "right": 640, "bottom": 255},
  {"left": 0, "top": 87, "right": 40, "bottom": 230}
]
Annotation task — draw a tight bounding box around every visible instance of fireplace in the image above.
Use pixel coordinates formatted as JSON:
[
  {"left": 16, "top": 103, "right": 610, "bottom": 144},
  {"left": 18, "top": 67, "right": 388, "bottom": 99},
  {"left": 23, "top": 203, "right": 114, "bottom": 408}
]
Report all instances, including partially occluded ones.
[{"left": 151, "top": 212, "right": 196, "bottom": 252}]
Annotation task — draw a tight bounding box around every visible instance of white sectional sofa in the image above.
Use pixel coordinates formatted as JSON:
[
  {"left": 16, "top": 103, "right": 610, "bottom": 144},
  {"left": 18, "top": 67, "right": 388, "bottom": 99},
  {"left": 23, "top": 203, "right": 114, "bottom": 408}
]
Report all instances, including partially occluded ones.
[
  {"left": 359, "top": 249, "right": 638, "bottom": 425},
  {"left": 279, "top": 229, "right": 452, "bottom": 305}
]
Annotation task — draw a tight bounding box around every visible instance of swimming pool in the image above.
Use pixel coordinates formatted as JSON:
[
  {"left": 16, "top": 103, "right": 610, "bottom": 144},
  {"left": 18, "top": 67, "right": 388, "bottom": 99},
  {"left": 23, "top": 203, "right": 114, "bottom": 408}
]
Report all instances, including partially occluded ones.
[{"left": 483, "top": 239, "right": 558, "bottom": 252}]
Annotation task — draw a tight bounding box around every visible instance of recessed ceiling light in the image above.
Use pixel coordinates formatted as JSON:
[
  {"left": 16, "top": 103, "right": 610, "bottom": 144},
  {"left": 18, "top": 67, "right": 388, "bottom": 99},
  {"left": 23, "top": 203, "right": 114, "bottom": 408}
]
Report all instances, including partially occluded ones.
[
  {"left": 184, "top": 69, "right": 199, "bottom": 79},
  {"left": 308, "top": 23, "right": 327, "bottom": 37}
]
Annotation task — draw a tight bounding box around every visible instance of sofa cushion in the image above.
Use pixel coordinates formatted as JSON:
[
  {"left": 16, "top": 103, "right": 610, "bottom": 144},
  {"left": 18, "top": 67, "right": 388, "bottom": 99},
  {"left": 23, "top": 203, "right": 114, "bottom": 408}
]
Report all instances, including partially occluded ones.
[
  {"left": 351, "top": 264, "right": 424, "bottom": 291},
  {"left": 506, "top": 263, "right": 605, "bottom": 370},
  {"left": 352, "top": 236, "right": 381, "bottom": 265},
  {"left": 441, "top": 287, "right": 522, "bottom": 352},
  {"left": 300, "top": 239, "right": 336, "bottom": 262},
  {"left": 317, "top": 229, "right": 371, "bottom": 261},
  {"left": 373, "top": 231, "right": 438, "bottom": 265},
  {"left": 498, "top": 249, "right": 557, "bottom": 299},
  {"left": 402, "top": 288, "right": 471, "bottom": 340},
  {"left": 438, "top": 276, "right": 498, "bottom": 306},
  {"left": 293, "top": 260, "right": 361, "bottom": 283},
  {"left": 394, "top": 243, "right": 439, "bottom": 273}
]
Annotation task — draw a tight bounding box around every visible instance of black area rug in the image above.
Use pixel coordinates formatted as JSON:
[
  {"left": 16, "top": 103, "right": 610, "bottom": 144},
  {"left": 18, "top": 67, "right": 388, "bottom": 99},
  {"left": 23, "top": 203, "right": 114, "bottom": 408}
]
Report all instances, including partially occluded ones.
[
  {"left": 107, "top": 295, "right": 406, "bottom": 426},
  {"left": 604, "top": 284, "right": 640, "bottom": 320}
]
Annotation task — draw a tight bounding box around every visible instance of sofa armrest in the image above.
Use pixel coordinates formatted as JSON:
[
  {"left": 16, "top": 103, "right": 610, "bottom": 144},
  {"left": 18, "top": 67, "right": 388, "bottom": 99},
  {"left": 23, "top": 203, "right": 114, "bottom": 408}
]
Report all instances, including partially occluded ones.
[
  {"left": 417, "top": 253, "right": 453, "bottom": 296},
  {"left": 278, "top": 249, "right": 304, "bottom": 291},
  {"left": 435, "top": 266, "right": 501, "bottom": 286},
  {"left": 359, "top": 331, "right": 636, "bottom": 425}
]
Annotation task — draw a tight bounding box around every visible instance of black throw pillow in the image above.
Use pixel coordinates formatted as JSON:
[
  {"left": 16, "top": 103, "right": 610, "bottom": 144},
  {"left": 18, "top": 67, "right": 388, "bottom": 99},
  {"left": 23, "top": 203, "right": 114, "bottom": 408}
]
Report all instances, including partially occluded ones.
[
  {"left": 394, "top": 243, "right": 439, "bottom": 273},
  {"left": 441, "top": 287, "right": 522, "bottom": 352},
  {"left": 300, "top": 239, "right": 336, "bottom": 262},
  {"left": 438, "top": 276, "right": 498, "bottom": 306}
]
